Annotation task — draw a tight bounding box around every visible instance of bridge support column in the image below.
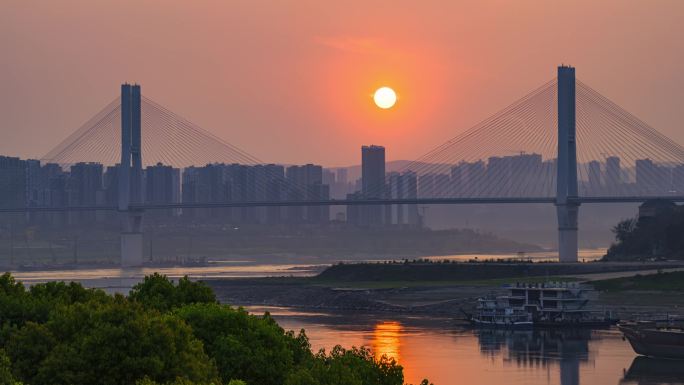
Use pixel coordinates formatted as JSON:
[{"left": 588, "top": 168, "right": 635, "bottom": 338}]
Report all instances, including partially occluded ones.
[
  {"left": 121, "top": 211, "right": 143, "bottom": 267},
  {"left": 556, "top": 203, "right": 579, "bottom": 263},
  {"left": 119, "top": 84, "right": 144, "bottom": 267},
  {"left": 556, "top": 66, "right": 580, "bottom": 263}
]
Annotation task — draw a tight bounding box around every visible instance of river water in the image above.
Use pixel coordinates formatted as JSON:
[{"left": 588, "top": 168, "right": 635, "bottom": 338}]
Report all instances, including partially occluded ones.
[
  {"left": 9, "top": 248, "right": 608, "bottom": 290},
  {"left": 246, "top": 306, "right": 683, "bottom": 385},
  {"left": 11, "top": 249, "right": 679, "bottom": 385}
]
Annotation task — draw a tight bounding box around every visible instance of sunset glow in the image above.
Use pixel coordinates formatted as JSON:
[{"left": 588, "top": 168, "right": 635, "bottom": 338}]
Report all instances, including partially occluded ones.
[
  {"left": 374, "top": 87, "right": 397, "bottom": 109},
  {"left": 372, "top": 321, "right": 403, "bottom": 362}
]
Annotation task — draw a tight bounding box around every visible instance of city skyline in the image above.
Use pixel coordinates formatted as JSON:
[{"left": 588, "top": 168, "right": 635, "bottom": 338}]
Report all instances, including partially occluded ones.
[
  {"left": 2, "top": 3, "right": 684, "bottom": 385},
  {"left": 2, "top": 1, "right": 684, "bottom": 166}
]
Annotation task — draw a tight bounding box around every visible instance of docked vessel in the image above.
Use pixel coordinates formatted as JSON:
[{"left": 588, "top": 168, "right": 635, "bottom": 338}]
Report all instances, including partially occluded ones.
[
  {"left": 469, "top": 296, "right": 534, "bottom": 329},
  {"left": 618, "top": 320, "right": 684, "bottom": 359},
  {"left": 467, "top": 281, "right": 617, "bottom": 328}
]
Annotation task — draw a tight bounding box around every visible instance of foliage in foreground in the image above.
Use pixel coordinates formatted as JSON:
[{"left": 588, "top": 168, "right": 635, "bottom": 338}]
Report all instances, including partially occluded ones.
[
  {"left": 0, "top": 272, "right": 428, "bottom": 385},
  {"left": 604, "top": 203, "right": 684, "bottom": 261}
]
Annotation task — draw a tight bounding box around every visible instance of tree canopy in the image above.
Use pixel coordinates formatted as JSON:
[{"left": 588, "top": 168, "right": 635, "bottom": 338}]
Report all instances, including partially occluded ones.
[
  {"left": 604, "top": 203, "right": 684, "bottom": 260},
  {"left": 0, "top": 273, "right": 426, "bottom": 385}
]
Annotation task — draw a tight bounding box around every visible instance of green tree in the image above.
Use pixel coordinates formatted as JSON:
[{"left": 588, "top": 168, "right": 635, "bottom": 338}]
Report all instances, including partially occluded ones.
[
  {"left": 302, "top": 346, "right": 404, "bottom": 385},
  {"left": 129, "top": 274, "right": 216, "bottom": 312},
  {"left": 175, "top": 303, "right": 311, "bottom": 385},
  {"left": 0, "top": 349, "right": 21, "bottom": 385},
  {"left": 9, "top": 297, "right": 218, "bottom": 385}
]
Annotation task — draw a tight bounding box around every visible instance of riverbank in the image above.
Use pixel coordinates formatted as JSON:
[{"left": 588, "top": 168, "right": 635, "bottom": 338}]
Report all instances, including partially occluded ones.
[{"left": 206, "top": 261, "right": 684, "bottom": 320}]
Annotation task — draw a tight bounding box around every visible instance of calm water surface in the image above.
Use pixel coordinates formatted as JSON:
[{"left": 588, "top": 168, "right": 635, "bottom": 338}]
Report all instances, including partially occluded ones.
[
  {"left": 246, "top": 306, "right": 684, "bottom": 385},
  {"left": 14, "top": 248, "right": 674, "bottom": 385},
  {"left": 9, "top": 248, "right": 607, "bottom": 290}
]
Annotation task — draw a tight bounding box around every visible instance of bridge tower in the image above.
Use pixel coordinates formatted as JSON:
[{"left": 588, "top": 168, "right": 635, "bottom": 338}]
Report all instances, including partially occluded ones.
[
  {"left": 556, "top": 66, "right": 580, "bottom": 262},
  {"left": 119, "top": 84, "right": 144, "bottom": 267}
]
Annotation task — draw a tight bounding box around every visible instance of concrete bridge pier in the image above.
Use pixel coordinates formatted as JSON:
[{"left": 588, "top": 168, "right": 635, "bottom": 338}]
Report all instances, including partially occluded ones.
[
  {"left": 121, "top": 210, "right": 144, "bottom": 267},
  {"left": 557, "top": 203, "right": 579, "bottom": 263},
  {"left": 119, "top": 83, "right": 144, "bottom": 267},
  {"left": 556, "top": 65, "right": 580, "bottom": 263}
]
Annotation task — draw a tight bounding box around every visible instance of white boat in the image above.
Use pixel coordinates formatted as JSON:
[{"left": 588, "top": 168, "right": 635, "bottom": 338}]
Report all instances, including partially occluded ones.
[
  {"left": 468, "top": 296, "right": 534, "bottom": 329},
  {"left": 467, "top": 282, "right": 617, "bottom": 329}
]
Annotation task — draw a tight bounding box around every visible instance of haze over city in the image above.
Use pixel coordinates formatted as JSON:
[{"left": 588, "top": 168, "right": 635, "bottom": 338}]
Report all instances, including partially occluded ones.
[
  {"left": 2, "top": 2, "right": 684, "bottom": 385},
  {"left": 2, "top": 0, "right": 684, "bottom": 166}
]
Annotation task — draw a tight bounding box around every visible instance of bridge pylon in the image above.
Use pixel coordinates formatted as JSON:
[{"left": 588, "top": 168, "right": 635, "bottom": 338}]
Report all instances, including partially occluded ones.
[
  {"left": 556, "top": 66, "right": 580, "bottom": 262},
  {"left": 119, "top": 84, "right": 144, "bottom": 267}
]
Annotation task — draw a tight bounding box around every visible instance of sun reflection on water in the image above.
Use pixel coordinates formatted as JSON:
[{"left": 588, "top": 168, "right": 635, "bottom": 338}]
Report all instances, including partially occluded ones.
[{"left": 372, "top": 321, "right": 403, "bottom": 363}]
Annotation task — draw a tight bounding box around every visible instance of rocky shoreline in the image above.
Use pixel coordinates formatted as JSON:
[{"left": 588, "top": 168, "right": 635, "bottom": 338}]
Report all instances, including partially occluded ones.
[{"left": 206, "top": 265, "right": 684, "bottom": 320}]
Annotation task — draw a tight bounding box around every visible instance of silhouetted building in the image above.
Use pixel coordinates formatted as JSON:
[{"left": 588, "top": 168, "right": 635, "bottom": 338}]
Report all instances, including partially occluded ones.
[
  {"left": 636, "top": 158, "right": 669, "bottom": 195},
  {"left": 451, "top": 160, "right": 485, "bottom": 196},
  {"left": 286, "top": 164, "right": 328, "bottom": 224},
  {"left": 357, "top": 145, "right": 386, "bottom": 226},
  {"left": 362, "top": 145, "right": 385, "bottom": 198},
  {"left": 587, "top": 160, "right": 601, "bottom": 194},
  {"left": 605, "top": 156, "right": 621, "bottom": 194},
  {"left": 69, "top": 162, "right": 103, "bottom": 206},
  {"left": 673, "top": 164, "right": 684, "bottom": 193},
  {"left": 388, "top": 171, "right": 419, "bottom": 226},
  {"left": 0, "top": 156, "right": 27, "bottom": 209},
  {"left": 145, "top": 163, "right": 180, "bottom": 217}
]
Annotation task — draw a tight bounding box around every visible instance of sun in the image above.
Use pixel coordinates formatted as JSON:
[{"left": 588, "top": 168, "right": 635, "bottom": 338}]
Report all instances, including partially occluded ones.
[{"left": 373, "top": 87, "right": 397, "bottom": 109}]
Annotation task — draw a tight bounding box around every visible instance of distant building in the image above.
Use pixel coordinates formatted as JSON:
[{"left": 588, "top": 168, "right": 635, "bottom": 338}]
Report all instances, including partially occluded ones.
[
  {"left": 636, "top": 158, "right": 669, "bottom": 195},
  {"left": 388, "top": 171, "right": 419, "bottom": 226},
  {"left": 587, "top": 160, "right": 602, "bottom": 194},
  {"left": 0, "top": 156, "right": 27, "bottom": 209},
  {"left": 451, "top": 160, "right": 485, "bottom": 197},
  {"left": 145, "top": 163, "right": 180, "bottom": 217},
  {"left": 337, "top": 168, "right": 348, "bottom": 185},
  {"left": 605, "top": 156, "right": 621, "bottom": 194},
  {"left": 673, "top": 164, "right": 684, "bottom": 194},
  {"left": 69, "top": 162, "right": 103, "bottom": 206},
  {"left": 68, "top": 162, "right": 104, "bottom": 223},
  {"left": 286, "top": 164, "right": 328, "bottom": 224},
  {"left": 361, "top": 145, "right": 385, "bottom": 199},
  {"left": 358, "top": 145, "right": 386, "bottom": 226},
  {"left": 103, "top": 165, "right": 119, "bottom": 206}
]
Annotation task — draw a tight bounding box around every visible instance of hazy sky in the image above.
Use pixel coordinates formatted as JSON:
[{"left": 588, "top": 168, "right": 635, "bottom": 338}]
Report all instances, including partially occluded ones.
[{"left": 1, "top": 0, "right": 683, "bottom": 166}]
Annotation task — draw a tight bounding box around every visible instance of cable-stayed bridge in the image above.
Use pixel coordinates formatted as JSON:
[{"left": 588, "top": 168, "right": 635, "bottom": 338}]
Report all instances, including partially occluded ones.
[{"left": 4, "top": 65, "right": 684, "bottom": 265}]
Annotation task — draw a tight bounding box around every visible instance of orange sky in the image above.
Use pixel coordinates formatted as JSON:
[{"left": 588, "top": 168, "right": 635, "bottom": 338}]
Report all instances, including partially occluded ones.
[{"left": 1, "top": 0, "right": 683, "bottom": 166}]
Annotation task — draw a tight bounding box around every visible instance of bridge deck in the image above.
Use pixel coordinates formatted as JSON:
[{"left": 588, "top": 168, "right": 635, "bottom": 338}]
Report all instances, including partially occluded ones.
[{"left": 2, "top": 196, "right": 684, "bottom": 213}]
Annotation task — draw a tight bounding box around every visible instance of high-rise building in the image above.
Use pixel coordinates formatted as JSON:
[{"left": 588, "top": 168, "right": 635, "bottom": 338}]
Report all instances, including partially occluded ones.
[
  {"left": 486, "top": 156, "right": 510, "bottom": 197},
  {"left": 451, "top": 160, "right": 485, "bottom": 197},
  {"left": 322, "top": 169, "right": 336, "bottom": 186},
  {"left": 417, "top": 173, "right": 448, "bottom": 198},
  {"left": 605, "top": 156, "right": 621, "bottom": 194},
  {"left": 68, "top": 162, "right": 103, "bottom": 223},
  {"left": 636, "top": 158, "right": 669, "bottom": 195},
  {"left": 286, "top": 164, "right": 328, "bottom": 223},
  {"left": 145, "top": 163, "right": 180, "bottom": 217},
  {"left": 103, "top": 165, "right": 119, "bottom": 206},
  {"left": 673, "top": 164, "right": 684, "bottom": 194},
  {"left": 388, "top": 171, "right": 419, "bottom": 226},
  {"left": 337, "top": 168, "right": 348, "bottom": 185},
  {"left": 587, "top": 160, "right": 601, "bottom": 194},
  {"left": 145, "top": 163, "right": 180, "bottom": 204},
  {"left": 360, "top": 145, "right": 385, "bottom": 226},
  {"left": 0, "top": 156, "right": 27, "bottom": 209},
  {"left": 362, "top": 145, "right": 385, "bottom": 198},
  {"left": 69, "top": 162, "right": 103, "bottom": 206},
  {"left": 258, "top": 164, "right": 285, "bottom": 224},
  {"left": 509, "top": 153, "right": 542, "bottom": 196}
]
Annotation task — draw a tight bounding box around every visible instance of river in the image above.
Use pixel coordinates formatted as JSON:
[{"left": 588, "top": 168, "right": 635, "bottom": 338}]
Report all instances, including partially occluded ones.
[
  {"left": 10, "top": 249, "right": 679, "bottom": 385},
  {"left": 9, "top": 248, "right": 608, "bottom": 290},
  {"left": 245, "top": 306, "right": 682, "bottom": 385}
]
